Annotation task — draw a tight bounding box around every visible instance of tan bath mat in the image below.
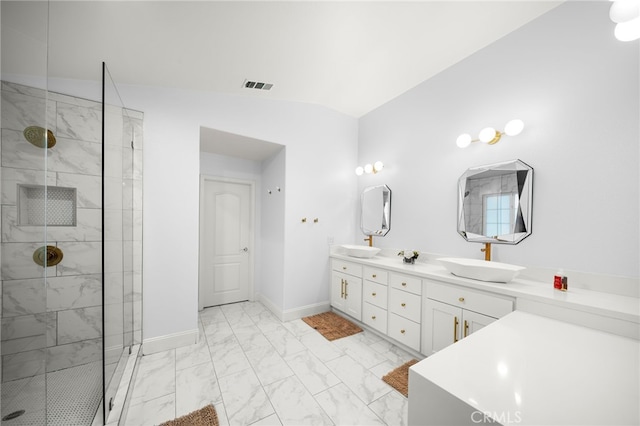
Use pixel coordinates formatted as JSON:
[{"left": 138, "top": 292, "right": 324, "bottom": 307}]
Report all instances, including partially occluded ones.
[
  {"left": 302, "top": 311, "right": 362, "bottom": 341},
  {"left": 160, "top": 404, "right": 219, "bottom": 426},
  {"left": 382, "top": 359, "right": 420, "bottom": 397}
]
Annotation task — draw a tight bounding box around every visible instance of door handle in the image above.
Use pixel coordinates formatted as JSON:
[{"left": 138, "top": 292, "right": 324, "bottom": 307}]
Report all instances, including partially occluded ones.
[{"left": 241, "top": 247, "right": 249, "bottom": 252}]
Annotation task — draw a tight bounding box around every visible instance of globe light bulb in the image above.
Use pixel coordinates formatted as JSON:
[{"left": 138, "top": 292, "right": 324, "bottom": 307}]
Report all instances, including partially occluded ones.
[
  {"left": 373, "top": 161, "right": 384, "bottom": 172},
  {"left": 610, "top": 0, "right": 640, "bottom": 23},
  {"left": 479, "top": 127, "right": 497, "bottom": 143},
  {"left": 364, "top": 164, "right": 373, "bottom": 174},
  {"left": 615, "top": 16, "right": 640, "bottom": 41},
  {"left": 504, "top": 119, "right": 524, "bottom": 136},
  {"left": 355, "top": 166, "right": 364, "bottom": 176},
  {"left": 456, "top": 133, "right": 472, "bottom": 148}
]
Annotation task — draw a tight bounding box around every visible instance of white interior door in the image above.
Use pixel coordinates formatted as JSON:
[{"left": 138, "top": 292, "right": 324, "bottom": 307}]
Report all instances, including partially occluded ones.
[{"left": 200, "top": 177, "right": 253, "bottom": 308}]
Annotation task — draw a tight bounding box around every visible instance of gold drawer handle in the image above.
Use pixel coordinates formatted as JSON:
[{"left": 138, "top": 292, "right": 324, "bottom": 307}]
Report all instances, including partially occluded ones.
[
  {"left": 401, "top": 303, "right": 406, "bottom": 307},
  {"left": 372, "top": 274, "right": 377, "bottom": 278},
  {"left": 372, "top": 315, "right": 376, "bottom": 320},
  {"left": 401, "top": 282, "right": 407, "bottom": 287},
  {"left": 400, "top": 329, "right": 406, "bottom": 334},
  {"left": 342, "top": 266, "right": 347, "bottom": 270},
  {"left": 458, "top": 297, "right": 465, "bottom": 302},
  {"left": 372, "top": 292, "right": 377, "bottom": 296}
]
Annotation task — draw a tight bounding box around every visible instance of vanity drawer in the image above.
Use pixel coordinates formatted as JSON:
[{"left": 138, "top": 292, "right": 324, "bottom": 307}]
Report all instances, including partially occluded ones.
[
  {"left": 363, "top": 280, "right": 388, "bottom": 309},
  {"left": 389, "top": 288, "right": 421, "bottom": 323},
  {"left": 426, "top": 280, "right": 513, "bottom": 319},
  {"left": 388, "top": 313, "right": 420, "bottom": 351},
  {"left": 363, "top": 303, "right": 388, "bottom": 334},
  {"left": 332, "top": 259, "right": 363, "bottom": 277},
  {"left": 363, "top": 267, "right": 388, "bottom": 285},
  {"left": 389, "top": 273, "right": 422, "bottom": 295}
]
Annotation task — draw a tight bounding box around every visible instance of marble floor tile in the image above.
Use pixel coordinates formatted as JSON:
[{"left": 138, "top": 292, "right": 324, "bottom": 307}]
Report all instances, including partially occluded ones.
[
  {"left": 175, "top": 335, "right": 211, "bottom": 370},
  {"left": 284, "top": 349, "right": 340, "bottom": 395},
  {"left": 263, "top": 376, "right": 332, "bottom": 425},
  {"left": 119, "top": 302, "right": 415, "bottom": 426},
  {"left": 125, "top": 393, "right": 175, "bottom": 426},
  {"left": 129, "top": 350, "right": 175, "bottom": 406},
  {"left": 325, "top": 354, "right": 392, "bottom": 404},
  {"left": 175, "top": 362, "right": 222, "bottom": 417},
  {"left": 315, "top": 382, "right": 385, "bottom": 425},
  {"left": 233, "top": 324, "right": 273, "bottom": 352},
  {"left": 298, "top": 330, "right": 344, "bottom": 362},
  {"left": 245, "top": 345, "right": 295, "bottom": 387},
  {"left": 332, "top": 333, "right": 389, "bottom": 369},
  {"left": 368, "top": 389, "right": 409, "bottom": 426},
  {"left": 263, "top": 327, "right": 306, "bottom": 358},
  {"left": 217, "top": 368, "right": 275, "bottom": 425}
]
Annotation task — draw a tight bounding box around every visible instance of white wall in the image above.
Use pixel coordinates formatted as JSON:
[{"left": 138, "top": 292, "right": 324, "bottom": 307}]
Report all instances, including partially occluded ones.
[
  {"left": 260, "top": 148, "right": 286, "bottom": 312},
  {"left": 119, "top": 86, "right": 359, "bottom": 342},
  {"left": 357, "top": 1, "right": 639, "bottom": 279}
]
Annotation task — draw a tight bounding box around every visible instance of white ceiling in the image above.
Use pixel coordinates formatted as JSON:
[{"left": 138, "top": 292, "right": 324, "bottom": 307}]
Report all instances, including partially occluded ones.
[{"left": 2, "top": 1, "right": 563, "bottom": 159}]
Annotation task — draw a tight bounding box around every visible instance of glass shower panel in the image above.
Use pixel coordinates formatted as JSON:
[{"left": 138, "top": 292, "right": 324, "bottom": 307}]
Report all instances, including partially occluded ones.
[
  {"left": 103, "top": 63, "right": 142, "bottom": 424},
  {"left": 1, "top": 1, "right": 50, "bottom": 424}
]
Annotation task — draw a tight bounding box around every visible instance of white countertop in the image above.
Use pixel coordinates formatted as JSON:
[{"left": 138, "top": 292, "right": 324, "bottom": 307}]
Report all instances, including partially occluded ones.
[
  {"left": 410, "top": 310, "right": 640, "bottom": 425},
  {"left": 330, "top": 252, "right": 640, "bottom": 326}
]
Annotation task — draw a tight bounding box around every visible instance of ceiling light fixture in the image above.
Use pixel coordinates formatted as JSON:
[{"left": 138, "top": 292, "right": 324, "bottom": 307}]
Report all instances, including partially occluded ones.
[
  {"left": 456, "top": 119, "right": 524, "bottom": 149},
  {"left": 355, "top": 161, "right": 384, "bottom": 176},
  {"left": 610, "top": 0, "right": 640, "bottom": 41}
]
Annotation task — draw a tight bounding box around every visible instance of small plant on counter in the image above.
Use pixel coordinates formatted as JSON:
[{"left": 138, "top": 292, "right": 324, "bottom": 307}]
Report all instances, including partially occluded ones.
[{"left": 398, "top": 249, "right": 419, "bottom": 264}]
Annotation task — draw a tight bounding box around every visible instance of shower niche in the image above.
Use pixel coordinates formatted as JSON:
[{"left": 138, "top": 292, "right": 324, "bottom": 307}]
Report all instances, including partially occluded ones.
[{"left": 18, "top": 185, "right": 77, "bottom": 226}]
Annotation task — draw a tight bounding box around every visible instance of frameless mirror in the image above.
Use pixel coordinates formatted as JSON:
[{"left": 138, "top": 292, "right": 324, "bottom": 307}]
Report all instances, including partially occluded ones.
[
  {"left": 458, "top": 159, "right": 533, "bottom": 244},
  {"left": 361, "top": 184, "right": 392, "bottom": 236}
]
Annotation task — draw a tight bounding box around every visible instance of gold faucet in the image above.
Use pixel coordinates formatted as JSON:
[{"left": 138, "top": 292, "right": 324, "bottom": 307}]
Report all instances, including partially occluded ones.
[
  {"left": 481, "top": 242, "right": 491, "bottom": 261},
  {"left": 364, "top": 235, "right": 373, "bottom": 247}
]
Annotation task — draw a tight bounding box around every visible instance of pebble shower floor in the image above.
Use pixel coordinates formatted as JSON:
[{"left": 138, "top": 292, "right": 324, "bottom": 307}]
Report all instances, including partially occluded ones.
[{"left": 1, "top": 362, "right": 102, "bottom": 425}]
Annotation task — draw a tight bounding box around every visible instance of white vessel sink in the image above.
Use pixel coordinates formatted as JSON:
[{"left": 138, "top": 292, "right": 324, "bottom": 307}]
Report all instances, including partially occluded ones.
[
  {"left": 341, "top": 244, "right": 381, "bottom": 258},
  {"left": 438, "top": 257, "right": 525, "bottom": 283}
]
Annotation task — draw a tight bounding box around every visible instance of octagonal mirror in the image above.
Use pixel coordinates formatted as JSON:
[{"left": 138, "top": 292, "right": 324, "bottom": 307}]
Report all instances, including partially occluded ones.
[
  {"left": 458, "top": 159, "right": 533, "bottom": 244},
  {"left": 361, "top": 184, "right": 391, "bottom": 236}
]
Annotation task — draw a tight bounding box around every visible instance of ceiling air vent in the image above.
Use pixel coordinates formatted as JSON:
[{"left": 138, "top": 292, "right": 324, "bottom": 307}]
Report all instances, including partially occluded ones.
[{"left": 243, "top": 79, "right": 273, "bottom": 91}]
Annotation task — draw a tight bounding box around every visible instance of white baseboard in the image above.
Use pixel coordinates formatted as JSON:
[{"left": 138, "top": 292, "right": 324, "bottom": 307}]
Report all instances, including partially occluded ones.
[
  {"left": 256, "top": 293, "right": 284, "bottom": 321},
  {"left": 142, "top": 329, "right": 198, "bottom": 355},
  {"left": 283, "top": 301, "right": 330, "bottom": 322},
  {"left": 255, "top": 294, "right": 330, "bottom": 322}
]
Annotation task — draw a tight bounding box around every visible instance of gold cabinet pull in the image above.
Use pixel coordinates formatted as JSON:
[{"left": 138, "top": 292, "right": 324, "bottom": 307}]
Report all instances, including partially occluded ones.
[
  {"left": 458, "top": 297, "right": 465, "bottom": 302},
  {"left": 453, "top": 316, "right": 459, "bottom": 342},
  {"left": 372, "top": 274, "right": 377, "bottom": 278},
  {"left": 371, "top": 315, "right": 376, "bottom": 320},
  {"left": 400, "top": 329, "right": 406, "bottom": 334},
  {"left": 401, "top": 303, "right": 406, "bottom": 307},
  {"left": 401, "top": 282, "right": 407, "bottom": 287},
  {"left": 372, "top": 292, "right": 376, "bottom": 297},
  {"left": 464, "top": 320, "right": 469, "bottom": 338},
  {"left": 344, "top": 280, "right": 348, "bottom": 299},
  {"left": 340, "top": 279, "right": 345, "bottom": 298},
  {"left": 342, "top": 266, "right": 347, "bottom": 270}
]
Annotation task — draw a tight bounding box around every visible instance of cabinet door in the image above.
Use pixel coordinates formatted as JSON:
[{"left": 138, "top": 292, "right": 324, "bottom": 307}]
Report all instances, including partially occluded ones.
[
  {"left": 462, "top": 310, "right": 497, "bottom": 338},
  {"left": 344, "top": 276, "right": 362, "bottom": 321},
  {"left": 331, "top": 272, "right": 346, "bottom": 312},
  {"left": 422, "top": 299, "right": 462, "bottom": 355}
]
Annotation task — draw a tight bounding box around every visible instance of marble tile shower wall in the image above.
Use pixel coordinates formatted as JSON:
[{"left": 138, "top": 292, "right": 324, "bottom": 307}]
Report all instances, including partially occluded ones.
[{"left": 0, "top": 81, "right": 143, "bottom": 381}]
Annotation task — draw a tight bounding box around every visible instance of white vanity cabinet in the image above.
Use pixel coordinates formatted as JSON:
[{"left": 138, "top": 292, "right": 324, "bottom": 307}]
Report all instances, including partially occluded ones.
[
  {"left": 388, "top": 273, "right": 422, "bottom": 351},
  {"left": 362, "top": 266, "right": 389, "bottom": 334},
  {"left": 331, "top": 259, "right": 363, "bottom": 321},
  {"left": 422, "top": 280, "right": 514, "bottom": 355}
]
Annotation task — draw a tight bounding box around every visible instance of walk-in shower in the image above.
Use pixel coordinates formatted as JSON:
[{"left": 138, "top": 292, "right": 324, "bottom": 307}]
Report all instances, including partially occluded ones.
[{"left": 1, "top": 2, "right": 143, "bottom": 424}]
